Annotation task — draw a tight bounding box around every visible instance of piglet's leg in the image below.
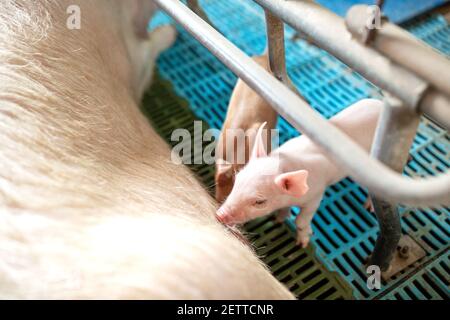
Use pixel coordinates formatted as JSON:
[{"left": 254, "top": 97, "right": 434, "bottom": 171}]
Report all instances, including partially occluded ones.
[
  {"left": 295, "top": 203, "right": 319, "bottom": 248},
  {"left": 275, "top": 208, "right": 292, "bottom": 223}
]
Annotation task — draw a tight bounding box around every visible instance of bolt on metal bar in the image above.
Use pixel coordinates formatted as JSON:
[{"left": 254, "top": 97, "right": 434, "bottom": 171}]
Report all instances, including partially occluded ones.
[
  {"left": 153, "top": 0, "right": 450, "bottom": 207},
  {"left": 368, "top": 95, "right": 421, "bottom": 271},
  {"left": 253, "top": 0, "right": 450, "bottom": 130},
  {"left": 264, "top": 10, "right": 306, "bottom": 101}
]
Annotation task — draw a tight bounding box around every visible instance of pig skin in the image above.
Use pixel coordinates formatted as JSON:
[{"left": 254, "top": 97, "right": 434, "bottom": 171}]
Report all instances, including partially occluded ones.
[{"left": 0, "top": 0, "right": 293, "bottom": 299}]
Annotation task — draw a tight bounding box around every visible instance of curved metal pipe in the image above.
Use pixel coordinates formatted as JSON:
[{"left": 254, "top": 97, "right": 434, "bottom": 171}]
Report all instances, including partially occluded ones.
[
  {"left": 253, "top": 0, "right": 450, "bottom": 130},
  {"left": 153, "top": 0, "right": 450, "bottom": 207},
  {"left": 346, "top": 5, "right": 450, "bottom": 99},
  {"left": 369, "top": 96, "right": 421, "bottom": 271}
]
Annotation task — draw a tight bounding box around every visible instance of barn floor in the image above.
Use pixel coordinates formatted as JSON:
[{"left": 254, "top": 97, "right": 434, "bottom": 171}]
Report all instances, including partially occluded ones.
[{"left": 143, "top": 0, "right": 450, "bottom": 299}]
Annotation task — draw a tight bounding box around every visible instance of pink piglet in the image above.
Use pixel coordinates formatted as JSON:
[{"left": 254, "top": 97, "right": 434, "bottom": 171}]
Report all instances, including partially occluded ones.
[{"left": 217, "top": 98, "right": 383, "bottom": 247}]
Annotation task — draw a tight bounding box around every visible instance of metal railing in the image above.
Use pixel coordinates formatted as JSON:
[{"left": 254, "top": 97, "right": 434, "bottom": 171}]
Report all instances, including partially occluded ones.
[{"left": 154, "top": 0, "right": 450, "bottom": 274}]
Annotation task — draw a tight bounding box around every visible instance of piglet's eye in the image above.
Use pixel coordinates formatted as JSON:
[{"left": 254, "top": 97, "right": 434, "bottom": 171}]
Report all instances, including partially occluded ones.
[{"left": 254, "top": 199, "right": 267, "bottom": 206}]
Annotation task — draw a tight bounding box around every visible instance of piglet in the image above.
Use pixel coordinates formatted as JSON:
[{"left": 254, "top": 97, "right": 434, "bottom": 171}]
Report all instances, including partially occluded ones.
[
  {"left": 217, "top": 98, "right": 383, "bottom": 247},
  {"left": 215, "top": 54, "right": 278, "bottom": 203}
]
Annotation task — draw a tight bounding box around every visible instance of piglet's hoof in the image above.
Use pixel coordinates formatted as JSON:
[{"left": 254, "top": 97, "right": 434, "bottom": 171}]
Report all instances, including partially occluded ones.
[
  {"left": 296, "top": 236, "right": 310, "bottom": 248},
  {"left": 296, "top": 226, "right": 313, "bottom": 248}
]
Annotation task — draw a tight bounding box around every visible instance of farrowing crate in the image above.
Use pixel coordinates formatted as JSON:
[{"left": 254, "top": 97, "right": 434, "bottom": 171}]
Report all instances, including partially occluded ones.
[{"left": 146, "top": 0, "right": 450, "bottom": 299}]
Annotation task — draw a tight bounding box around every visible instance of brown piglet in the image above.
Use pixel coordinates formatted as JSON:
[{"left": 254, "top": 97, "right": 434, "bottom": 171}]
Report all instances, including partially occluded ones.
[{"left": 215, "top": 54, "right": 278, "bottom": 203}]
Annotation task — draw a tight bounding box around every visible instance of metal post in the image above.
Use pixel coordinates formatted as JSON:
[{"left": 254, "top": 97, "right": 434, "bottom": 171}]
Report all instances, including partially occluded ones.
[
  {"left": 187, "top": 0, "right": 213, "bottom": 26},
  {"left": 264, "top": 10, "right": 306, "bottom": 101},
  {"left": 369, "top": 199, "right": 402, "bottom": 272},
  {"left": 368, "top": 95, "right": 421, "bottom": 272}
]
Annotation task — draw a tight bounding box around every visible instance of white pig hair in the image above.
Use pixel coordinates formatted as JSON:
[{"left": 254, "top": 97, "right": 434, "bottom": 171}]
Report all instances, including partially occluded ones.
[{"left": 0, "top": 1, "right": 293, "bottom": 299}]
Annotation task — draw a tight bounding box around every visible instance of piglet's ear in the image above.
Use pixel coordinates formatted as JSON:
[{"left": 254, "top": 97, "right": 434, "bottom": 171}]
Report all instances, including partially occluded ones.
[
  {"left": 274, "top": 170, "right": 309, "bottom": 198},
  {"left": 250, "top": 122, "right": 268, "bottom": 161}
]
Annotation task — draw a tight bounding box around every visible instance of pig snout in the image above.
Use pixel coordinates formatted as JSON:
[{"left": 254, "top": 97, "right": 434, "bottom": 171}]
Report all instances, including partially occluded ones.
[
  {"left": 216, "top": 206, "right": 244, "bottom": 225},
  {"left": 216, "top": 206, "right": 233, "bottom": 225}
]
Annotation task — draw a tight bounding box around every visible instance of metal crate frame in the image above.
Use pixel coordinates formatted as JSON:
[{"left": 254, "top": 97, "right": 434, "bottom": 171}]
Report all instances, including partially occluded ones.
[{"left": 147, "top": 0, "right": 450, "bottom": 299}]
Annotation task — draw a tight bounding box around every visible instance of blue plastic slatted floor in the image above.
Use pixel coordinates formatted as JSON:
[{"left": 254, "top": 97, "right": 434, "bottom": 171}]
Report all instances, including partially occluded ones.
[{"left": 150, "top": 0, "right": 450, "bottom": 299}]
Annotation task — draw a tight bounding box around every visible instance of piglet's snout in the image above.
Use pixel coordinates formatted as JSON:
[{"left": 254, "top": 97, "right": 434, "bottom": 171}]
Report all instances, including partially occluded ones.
[
  {"left": 216, "top": 206, "right": 241, "bottom": 225},
  {"left": 216, "top": 207, "right": 232, "bottom": 225}
]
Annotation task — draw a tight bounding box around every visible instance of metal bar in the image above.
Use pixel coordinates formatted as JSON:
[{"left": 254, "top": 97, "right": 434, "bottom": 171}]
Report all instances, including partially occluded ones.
[
  {"left": 264, "top": 10, "right": 287, "bottom": 83},
  {"left": 153, "top": 0, "right": 450, "bottom": 207},
  {"left": 346, "top": 4, "right": 450, "bottom": 99},
  {"left": 422, "top": 91, "right": 450, "bottom": 130},
  {"left": 264, "top": 10, "right": 306, "bottom": 100},
  {"left": 253, "top": 0, "right": 450, "bottom": 130},
  {"left": 370, "top": 199, "right": 402, "bottom": 271},
  {"left": 368, "top": 95, "right": 421, "bottom": 271}
]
